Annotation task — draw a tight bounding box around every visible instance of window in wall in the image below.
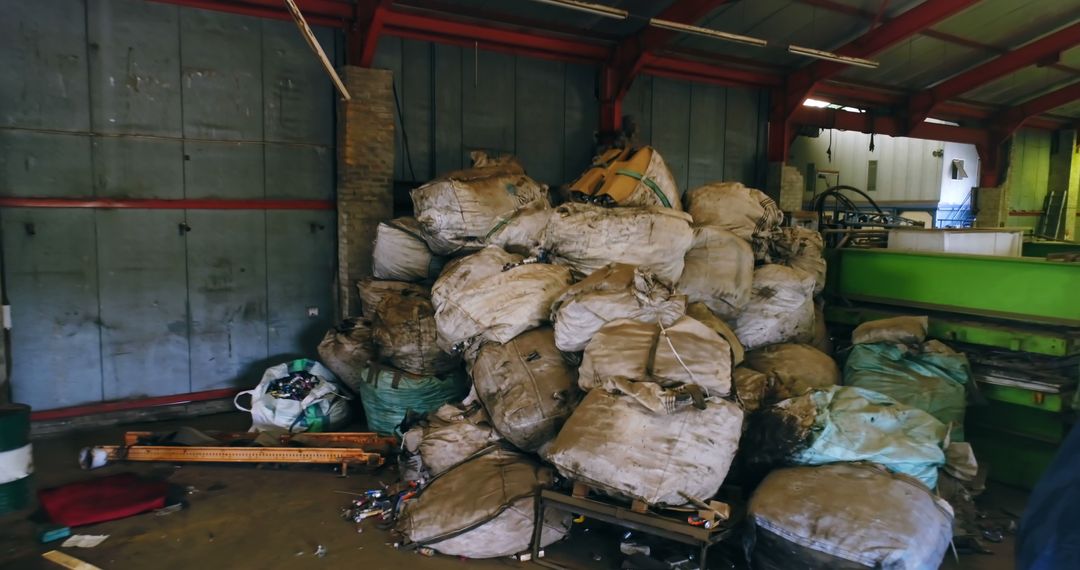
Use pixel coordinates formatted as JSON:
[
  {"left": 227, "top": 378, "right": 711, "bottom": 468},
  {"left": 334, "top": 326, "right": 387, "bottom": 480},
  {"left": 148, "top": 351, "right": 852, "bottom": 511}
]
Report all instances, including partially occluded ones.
[{"left": 867, "top": 160, "right": 878, "bottom": 192}]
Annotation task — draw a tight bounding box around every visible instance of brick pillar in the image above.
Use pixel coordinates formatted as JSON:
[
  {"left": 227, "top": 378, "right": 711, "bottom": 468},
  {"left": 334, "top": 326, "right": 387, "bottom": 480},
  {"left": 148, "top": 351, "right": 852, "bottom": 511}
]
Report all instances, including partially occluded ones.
[
  {"left": 765, "top": 161, "right": 806, "bottom": 212},
  {"left": 337, "top": 67, "right": 395, "bottom": 317}
]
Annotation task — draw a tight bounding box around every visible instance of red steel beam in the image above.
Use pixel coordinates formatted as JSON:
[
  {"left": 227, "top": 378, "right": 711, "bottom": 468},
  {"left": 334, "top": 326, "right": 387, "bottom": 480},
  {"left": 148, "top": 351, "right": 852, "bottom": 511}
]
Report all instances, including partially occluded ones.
[
  {"left": 910, "top": 21, "right": 1080, "bottom": 127},
  {"left": 646, "top": 56, "right": 782, "bottom": 89},
  {"left": 380, "top": 9, "right": 611, "bottom": 63},
  {"left": 602, "top": 0, "right": 733, "bottom": 132},
  {"left": 0, "top": 198, "right": 334, "bottom": 210},
  {"left": 31, "top": 388, "right": 241, "bottom": 421},
  {"left": 995, "top": 80, "right": 1080, "bottom": 135},
  {"left": 147, "top": 0, "right": 347, "bottom": 27},
  {"left": 355, "top": 0, "right": 391, "bottom": 67},
  {"left": 789, "top": 106, "right": 989, "bottom": 147}
]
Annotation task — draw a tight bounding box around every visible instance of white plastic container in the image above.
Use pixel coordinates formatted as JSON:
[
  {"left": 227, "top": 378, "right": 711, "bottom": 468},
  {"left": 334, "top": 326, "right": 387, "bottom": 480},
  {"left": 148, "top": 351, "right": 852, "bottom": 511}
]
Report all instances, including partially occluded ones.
[{"left": 888, "top": 228, "right": 1022, "bottom": 257}]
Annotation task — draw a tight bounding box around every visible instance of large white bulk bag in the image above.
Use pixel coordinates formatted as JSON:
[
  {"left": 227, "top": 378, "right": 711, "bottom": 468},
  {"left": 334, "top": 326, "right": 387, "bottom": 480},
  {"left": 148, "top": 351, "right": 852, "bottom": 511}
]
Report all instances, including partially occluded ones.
[
  {"left": 769, "top": 226, "right": 826, "bottom": 295},
  {"left": 371, "top": 291, "right": 459, "bottom": 376},
  {"left": 372, "top": 217, "right": 446, "bottom": 282},
  {"left": 734, "top": 264, "right": 815, "bottom": 350},
  {"left": 748, "top": 463, "right": 953, "bottom": 570},
  {"left": 356, "top": 278, "right": 429, "bottom": 319},
  {"left": 408, "top": 403, "right": 503, "bottom": 477},
  {"left": 550, "top": 264, "right": 686, "bottom": 353},
  {"left": 431, "top": 246, "right": 572, "bottom": 352},
  {"left": 744, "top": 343, "right": 839, "bottom": 403},
  {"left": 544, "top": 390, "right": 743, "bottom": 506},
  {"left": 397, "top": 449, "right": 570, "bottom": 559},
  {"left": 578, "top": 317, "right": 732, "bottom": 397},
  {"left": 684, "top": 182, "right": 783, "bottom": 260},
  {"left": 411, "top": 158, "right": 550, "bottom": 255},
  {"left": 540, "top": 202, "right": 693, "bottom": 283},
  {"left": 466, "top": 327, "right": 580, "bottom": 451},
  {"left": 486, "top": 201, "right": 553, "bottom": 256},
  {"left": 678, "top": 226, "right": 754, "bottom": 321}
]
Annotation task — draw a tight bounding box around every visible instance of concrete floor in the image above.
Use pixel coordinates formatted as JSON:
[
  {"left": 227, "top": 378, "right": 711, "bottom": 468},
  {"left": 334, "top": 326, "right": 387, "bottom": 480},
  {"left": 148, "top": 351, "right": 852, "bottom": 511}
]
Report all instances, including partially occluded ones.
[{"left": 0, "top": 412, "right": 1022, "bottom": 570}]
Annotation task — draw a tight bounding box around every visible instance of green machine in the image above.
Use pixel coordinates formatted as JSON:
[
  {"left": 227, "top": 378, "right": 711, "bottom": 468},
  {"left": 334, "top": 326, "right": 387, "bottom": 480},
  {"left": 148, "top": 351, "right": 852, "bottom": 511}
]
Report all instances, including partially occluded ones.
[{"left": 824, "top": 247, "right": 1080, "bottom": 489}]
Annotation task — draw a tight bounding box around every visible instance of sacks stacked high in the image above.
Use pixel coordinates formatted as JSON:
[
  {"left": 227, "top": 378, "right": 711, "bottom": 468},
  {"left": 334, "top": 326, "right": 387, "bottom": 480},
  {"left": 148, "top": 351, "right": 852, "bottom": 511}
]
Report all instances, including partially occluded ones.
[{"left": 309, "top": 148, "right": 955, "bottom": 565}]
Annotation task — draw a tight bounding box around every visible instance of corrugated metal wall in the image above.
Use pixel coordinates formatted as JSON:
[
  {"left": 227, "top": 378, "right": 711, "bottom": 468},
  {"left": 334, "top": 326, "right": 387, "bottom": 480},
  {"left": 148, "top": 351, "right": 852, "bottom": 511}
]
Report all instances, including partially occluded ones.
[
  {"left": 373, "top": 37, "right": 769, "bottom": 191},
  {"left": 789, "top": 129, "right": 945, "bottom": 206},
  {"left": 1005, "top": 129, "right": 1052, "bottom": 231},
  {"left": 0, "top": 0, "right": 338, "bottom": 410}
]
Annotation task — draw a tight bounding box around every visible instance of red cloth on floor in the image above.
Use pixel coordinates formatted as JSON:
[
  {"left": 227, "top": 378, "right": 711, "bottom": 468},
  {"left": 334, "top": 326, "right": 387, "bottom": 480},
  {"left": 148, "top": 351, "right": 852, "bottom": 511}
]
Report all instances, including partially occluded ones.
[{"left": 38, "top": 472, "right": 168, "bottom": 527}]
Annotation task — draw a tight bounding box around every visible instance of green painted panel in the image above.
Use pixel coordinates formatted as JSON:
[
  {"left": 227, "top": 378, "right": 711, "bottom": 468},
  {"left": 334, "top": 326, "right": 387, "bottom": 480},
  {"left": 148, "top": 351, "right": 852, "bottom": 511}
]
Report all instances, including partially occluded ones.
[
  {"left": 651, "top": 78, "right": 691, "bottom": 192},
  {"left": 402, "top": 39, "right": 434, "bottom": 182},
  {"left": 562, "top": 62, "right": 598, "bottom": 184},
  {"left": 93, "top": 137, "right": 184, "bottom": 199},
  {"left": 432, "top": 43, "right": 463, "bottom": 177},
  {"left": 515, "top": 57, "right": 565, "bottom": 186},
  {"left": 725, "top": 87, "right": 762, "bottom": 186},
  {"left": 461, "top": 49, "right": 516, "bottom": 160},
  {"left": 262, "top": 20, "right": 334, "bottom": 145},
  {"left": 687, "top": 83, "right": 726, "bottom": 190},
  {"left": 832, "top": 249, "right": 1080, "bottom": 326},
  {"left": 825, "top": 305, "right": 1078, "bottom": 357},
  {"left": 264, "top": 144, "right": 332, "bottom": 200},
  {"left": 373, "top": 36, "right": 405, "bottom": 181},
  {"left": 0, "top": 130, "right": 93, "bottom": 198},
  {"left": 978, "top": 384, "right": 1071, "bottom": 413},
  {"left": 266, "top": 210, "right": 336, "bottom": 359},
  {"left": 183, "top": 141, "right": 264, "bottom": 200}
]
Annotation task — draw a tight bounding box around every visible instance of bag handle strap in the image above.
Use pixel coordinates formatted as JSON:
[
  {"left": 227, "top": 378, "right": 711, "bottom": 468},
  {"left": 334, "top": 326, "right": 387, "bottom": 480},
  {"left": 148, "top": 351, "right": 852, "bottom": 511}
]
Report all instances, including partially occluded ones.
[
  {"left": 233, "top": 390, "right": 256, "bottom": 413},
  {"left": 614, "top": 169, "right": 671, "bottom": 208}
]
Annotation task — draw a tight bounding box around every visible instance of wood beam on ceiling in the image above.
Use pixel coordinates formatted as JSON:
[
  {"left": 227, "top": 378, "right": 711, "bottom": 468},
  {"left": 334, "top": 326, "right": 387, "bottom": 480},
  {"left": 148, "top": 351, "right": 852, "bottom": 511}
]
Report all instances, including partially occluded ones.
[
  {"left": 601, "top": 0, "right": 735, "bottom": 133},
  {"left": 908, "top": 21, "right": 1080, "bottom": 128}
]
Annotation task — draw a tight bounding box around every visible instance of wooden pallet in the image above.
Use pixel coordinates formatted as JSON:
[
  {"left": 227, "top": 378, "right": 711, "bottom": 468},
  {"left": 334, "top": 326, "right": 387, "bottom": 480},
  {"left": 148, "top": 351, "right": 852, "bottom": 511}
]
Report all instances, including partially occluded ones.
[
  {"left": 93, "top": 431, "right": 398, "bottom": 475},
  {"left": 570, "top": 481, "right": 649, "bottom": 514}
]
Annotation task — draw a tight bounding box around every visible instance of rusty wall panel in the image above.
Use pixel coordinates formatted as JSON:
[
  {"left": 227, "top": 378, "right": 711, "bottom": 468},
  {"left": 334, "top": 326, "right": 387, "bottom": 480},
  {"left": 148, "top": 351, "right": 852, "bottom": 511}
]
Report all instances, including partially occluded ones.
[
  {"left": 96, "top": 209, "right": 190, "bottom": 400},
  {"left": 0, "top": 0, "right": 90, "bottom": 131},
  {"left": 87, "top": 0, "right": 182, "bottom": 136},
  {"left": 181, "top": 9, "right": 263, "bottom": 140},
  {"left": 186, "top": 210, "right": 269, "bottom": 391},
  {"left": 1, "top": 209, "right": 102, "bottom": 409}
]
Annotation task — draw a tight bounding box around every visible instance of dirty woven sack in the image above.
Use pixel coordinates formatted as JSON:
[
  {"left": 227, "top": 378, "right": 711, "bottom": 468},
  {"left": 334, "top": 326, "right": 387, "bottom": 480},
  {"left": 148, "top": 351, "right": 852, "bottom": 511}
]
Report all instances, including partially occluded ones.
[
  {"left": 466, "top": 327, "right": 580, "bottom": 451},
  {"left": 578, "top": 316, "right": 732, "bottom": 397},
  {"left": 733, "top": 367, "right": 769, "bottom": 412},
  {"left": 746, "top": 386, "right": 948, "bottom": 488},
  {"left": 846, "top": 339, "right": 970, "bottom": 440},
  {"left": 407, "top": 403, "right": 503, "bottom": 477},
  {"left": 744, "top": 343, "right": 839, "bottom": 403},
  {"left": 411, "top": 155, "right": 550, "bottom": 255},
  {"left": 431, "top": 246, "right": 572, "bottom": 352},
  {"left": 372, "top": 217, "right": 446, "bottom": 282},
  {"left": 684, "top": 182, "right": 783, "bottom": 259},
  {"left": 544, "top": 390, "right": 743, "bottom": 506},
  {"left": 852, "top": 315, "right": 929, "bottom": 345},
  {"left": 550, "top": 264, "right": 686, "bottom": 352},
  {"left": 397, "top": 449, "right": 570, "bottom": 558},
  {"left": 768, "top": 227, "right": 827, "bottom": 295},
  {"left": 734, "top": 264, "right": 815, "bottom": 350},
  {"left": 356, "top": 278, "right": 429, "bottom": 319},
  {"left": 678, "top": 226, "right": 754, "bottom": 321},
  {"left": 234, "top": 359, "right": 351, "bottom": 433},
  {"left": 356, "top": 362, "right": 470, "bottom": 435},
  {"left": 317, "top": 318, "right": 374, "bottom": 390},
  {"left": 748, "top": 463, "right": 953, "bottom": 570},
  {"left": 685, "top": 302, "right": 744, "bottom": 365},
  {"left": 371, "top": 292, "right": 459, "bottom": 376},
  {"left": 485, "top": 200, "right": 553, "bottom": 256},
  {"left": 541, "top": 202, "right": 693, "bottom": 283},
  {"left": 566, "top": 146, "right": 681, "bottom": 210}
]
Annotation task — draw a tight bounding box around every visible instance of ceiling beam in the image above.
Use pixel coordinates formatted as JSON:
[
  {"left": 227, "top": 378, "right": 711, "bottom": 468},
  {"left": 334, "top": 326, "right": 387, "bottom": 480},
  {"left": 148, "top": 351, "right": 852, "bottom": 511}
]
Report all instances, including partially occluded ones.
[
  {"left": 787, "top": 0, "right": 982, "bottom": 110},
  {"left": 790, "top": 106, "right": 989, "bottom": 147},
  {"left": 995, "top": 80, "right": 1080, "bottom": 135},
  {"left": 600, "top": 0, "right": 733, "bottom": 132},
  {"left": 147, "top": 0, "right": 350, "bottom": 27},
  {"left": 909, "top": 21, "right": 1080, "bottom": 127}
]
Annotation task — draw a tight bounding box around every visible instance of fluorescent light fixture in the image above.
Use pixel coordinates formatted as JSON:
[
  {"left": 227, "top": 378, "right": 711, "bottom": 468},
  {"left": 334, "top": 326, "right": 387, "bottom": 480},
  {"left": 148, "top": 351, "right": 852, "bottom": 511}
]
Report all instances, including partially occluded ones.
[
  {"left": 527, "top": 0, "right": 628, "bottom": 20},
  {"left": 804, "top": 98, "right": 831, "bottom": 108},
  {"left": 649, "top": 18, "right": 767, "bottom": 48},
  {"left": 788, "top": 45, "right": 879, "bottom": 69}
]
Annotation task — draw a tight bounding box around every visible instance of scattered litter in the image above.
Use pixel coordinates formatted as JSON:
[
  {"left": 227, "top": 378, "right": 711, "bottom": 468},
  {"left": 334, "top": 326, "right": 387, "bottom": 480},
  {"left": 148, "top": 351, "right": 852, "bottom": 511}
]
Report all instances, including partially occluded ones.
[
  {"left": 42, "top": 550, "right": 103, "bottom": 570},
  {"left": 153, "top": 504, "right": 184, "bottom": 516},
  {"left": 417, "top": 547, "right": 435, "bottom": 557},
  {"left": 185, "top": 485, "right": 199, "bottom": 495},
  {"left": 61, "top": 534, "right": 109, "bottom": 548},
  {"left": 38, "top": 526, "right": 71, "bottom": 544},
  {"left": 314, "top": 545, "right": 327, "bottom": 558}
]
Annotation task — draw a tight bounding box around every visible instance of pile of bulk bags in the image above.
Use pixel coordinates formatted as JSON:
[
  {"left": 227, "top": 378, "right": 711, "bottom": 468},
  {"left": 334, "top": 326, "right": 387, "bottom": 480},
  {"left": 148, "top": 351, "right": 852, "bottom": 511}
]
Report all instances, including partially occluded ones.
[{"left": 303, "top": 147, "right": 962, "bottom": 566}]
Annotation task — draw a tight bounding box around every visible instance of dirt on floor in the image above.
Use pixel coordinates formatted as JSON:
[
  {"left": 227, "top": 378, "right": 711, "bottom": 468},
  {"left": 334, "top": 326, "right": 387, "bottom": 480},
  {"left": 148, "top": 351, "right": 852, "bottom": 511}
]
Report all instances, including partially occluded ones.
[{"left": 0, "top": 412, "right": 1022, "bottom": 570}]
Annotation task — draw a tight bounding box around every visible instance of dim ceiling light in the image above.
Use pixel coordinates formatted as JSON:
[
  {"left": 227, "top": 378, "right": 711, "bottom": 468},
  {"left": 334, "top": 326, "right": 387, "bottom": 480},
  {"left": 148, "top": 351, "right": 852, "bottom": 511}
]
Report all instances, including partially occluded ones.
[
  {"left": 648, "top": 18, "right": 767, "bottom": 48},
  {"left": 788, "top": 45, "right": 879, "bottom": 69},
  {"left": 527, "top": 0, "right": 628, "bottom": 20}
]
